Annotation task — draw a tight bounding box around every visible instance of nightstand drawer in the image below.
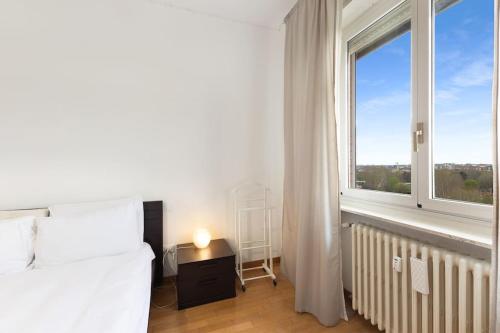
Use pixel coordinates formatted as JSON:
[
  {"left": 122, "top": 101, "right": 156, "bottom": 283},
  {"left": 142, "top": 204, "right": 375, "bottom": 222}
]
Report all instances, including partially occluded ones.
[
  {"left": 178, "top": 256, "right": 234, "bottom": 281},
  {"left": 177, "top": 275, "right": 235, "bottom": 309},
  {"left": 176, "top": 239, "right": 236, "bottom": 309}
]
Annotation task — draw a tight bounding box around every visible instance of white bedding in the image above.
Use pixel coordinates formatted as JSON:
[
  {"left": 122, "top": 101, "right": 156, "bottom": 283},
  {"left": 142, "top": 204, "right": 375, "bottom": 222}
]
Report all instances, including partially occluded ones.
[{"left": 0, "top": 243, "right": 155, "bottom": 333}]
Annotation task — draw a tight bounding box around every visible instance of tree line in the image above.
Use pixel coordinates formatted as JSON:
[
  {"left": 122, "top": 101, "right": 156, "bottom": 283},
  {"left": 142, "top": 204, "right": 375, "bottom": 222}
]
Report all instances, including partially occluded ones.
[{"left": 355, "top": 165, "right": 492, "bottom": 204}]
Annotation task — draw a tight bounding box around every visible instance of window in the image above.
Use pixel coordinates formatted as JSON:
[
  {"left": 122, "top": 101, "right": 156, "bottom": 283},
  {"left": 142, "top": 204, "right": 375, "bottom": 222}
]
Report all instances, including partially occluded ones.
[
  {"left": 433, "top": 0, "right": 494, "bottom": 205},
  {"left": 349, "top": 2, "right": 412, "bottom": 194},
  {"left": 342, "top": 0, "right": 494, "bottom": 221}
]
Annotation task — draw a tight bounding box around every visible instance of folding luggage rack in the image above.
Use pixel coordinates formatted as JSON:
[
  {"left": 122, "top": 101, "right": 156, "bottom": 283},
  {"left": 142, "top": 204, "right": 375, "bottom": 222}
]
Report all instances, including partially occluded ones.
[{"left": 233, "top": 183, "right": 276, "bottom": 291}]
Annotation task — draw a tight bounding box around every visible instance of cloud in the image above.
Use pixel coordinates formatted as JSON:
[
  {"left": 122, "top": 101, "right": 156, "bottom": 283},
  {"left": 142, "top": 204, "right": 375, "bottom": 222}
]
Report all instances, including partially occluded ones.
[
  {"left": 452, "top": 28, "right": 470, "bottom": 41},
  {"left": 441, "top": 110, "right": 491, "bottom": 118},
  {"left": 436, "top": 50, "right": 462, "bottom": 67},
  {"left": 462, "top": 17, "right": 476, "bottom": 26},
  {"left": 435, "top": 88, "right": 458, "bottom": 103},
  {"left": 440, "top": 109, "right": 473, "bottom": 117},
  {"left": 358, "top": 78, "right": 386, "bottom": 87},
  {"left": 451, "top": 59, "right": 493, "bottom": 87},
  {"left": 385, "top": 47, "right": 406, "bottom": 57},
  {"left": 358, "top": 91, "right": 410, "bottom": 114}
]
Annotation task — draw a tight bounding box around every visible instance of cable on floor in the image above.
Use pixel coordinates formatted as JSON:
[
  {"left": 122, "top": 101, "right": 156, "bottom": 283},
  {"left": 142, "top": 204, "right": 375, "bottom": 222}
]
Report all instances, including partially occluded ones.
[{"left": 152, "top": 249, "right": 177, "bottom": 309}]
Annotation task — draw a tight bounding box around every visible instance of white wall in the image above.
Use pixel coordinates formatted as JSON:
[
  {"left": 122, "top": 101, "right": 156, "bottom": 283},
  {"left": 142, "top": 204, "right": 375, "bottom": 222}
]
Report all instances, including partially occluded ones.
[{"left": 0, "top": 0, "right": 285, "bottom": 267}]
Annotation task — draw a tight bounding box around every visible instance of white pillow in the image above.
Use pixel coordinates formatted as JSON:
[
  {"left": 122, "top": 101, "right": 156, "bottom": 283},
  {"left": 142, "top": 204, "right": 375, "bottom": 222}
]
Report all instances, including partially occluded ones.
[
  {"left": 0, "top": 216, "right": 35, "bottom": 275},
  {"left": 49, "top": 196, "right": 143, "bottom": 241},
  {"left": 34, "top": 205, "right": 142, "bottom": 268}
]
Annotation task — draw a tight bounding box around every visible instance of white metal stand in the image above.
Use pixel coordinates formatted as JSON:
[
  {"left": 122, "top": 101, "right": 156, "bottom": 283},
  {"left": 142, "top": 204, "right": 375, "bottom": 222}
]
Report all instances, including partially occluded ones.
[{"left": 234, "top": 183, "right": 276, "bottom": 292}]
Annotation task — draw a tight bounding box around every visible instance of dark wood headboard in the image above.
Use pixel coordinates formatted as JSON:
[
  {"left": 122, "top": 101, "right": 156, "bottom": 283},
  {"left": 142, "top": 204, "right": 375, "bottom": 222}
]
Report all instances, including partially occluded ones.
[{"left": 143, "top": 201, "right": 163, "bottom": 287}]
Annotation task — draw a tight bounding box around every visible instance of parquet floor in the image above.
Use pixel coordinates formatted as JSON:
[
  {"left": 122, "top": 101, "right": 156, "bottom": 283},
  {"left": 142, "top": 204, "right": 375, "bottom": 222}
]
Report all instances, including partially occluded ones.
[{"left": 148, "top": 266, "right": 379, "bottom": 332}]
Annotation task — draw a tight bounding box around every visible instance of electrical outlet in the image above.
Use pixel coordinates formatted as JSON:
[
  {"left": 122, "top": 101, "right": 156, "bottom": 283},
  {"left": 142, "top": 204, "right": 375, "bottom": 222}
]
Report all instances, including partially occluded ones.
[{"left": 393, "top": 256, "right": 402, "bottom": 272}]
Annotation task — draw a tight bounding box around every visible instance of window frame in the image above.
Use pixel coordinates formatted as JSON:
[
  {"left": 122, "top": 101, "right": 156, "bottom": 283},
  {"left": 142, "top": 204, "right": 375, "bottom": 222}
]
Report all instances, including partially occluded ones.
[
  {"left": 340, "top": 0, "right": 418, "bottom": 209},
  {"left": 416, "top": 0, "right": 492, "bottom": 220},
  {"left": 339, "top": 0, "right": 493, "bottom": 222}
]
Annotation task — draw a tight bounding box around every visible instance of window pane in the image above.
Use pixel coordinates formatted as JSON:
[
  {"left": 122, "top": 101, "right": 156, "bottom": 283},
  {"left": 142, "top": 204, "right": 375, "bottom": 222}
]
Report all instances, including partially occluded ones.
[
  {"left": 433, "top": 0, "right": 493, "bottom": 205},
  {"left": 352, "top": 21, "right": 412, "bottom": 194}
]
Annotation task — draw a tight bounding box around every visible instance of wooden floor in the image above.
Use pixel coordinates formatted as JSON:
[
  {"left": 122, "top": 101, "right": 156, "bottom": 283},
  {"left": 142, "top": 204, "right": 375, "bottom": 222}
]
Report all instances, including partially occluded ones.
[{"left": 148, "top": 266, "right": 379, "bottom": 333}]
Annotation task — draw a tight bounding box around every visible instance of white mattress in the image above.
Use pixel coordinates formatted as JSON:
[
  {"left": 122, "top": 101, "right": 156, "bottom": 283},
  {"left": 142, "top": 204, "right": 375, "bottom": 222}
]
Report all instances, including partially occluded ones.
[{"left": 0, "top": 243, "right": 155, "bottom": 333}]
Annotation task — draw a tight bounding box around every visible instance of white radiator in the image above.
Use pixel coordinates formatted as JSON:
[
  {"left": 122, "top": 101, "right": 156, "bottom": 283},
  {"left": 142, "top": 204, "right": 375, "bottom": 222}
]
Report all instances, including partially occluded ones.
[{"left": 351, "top": 224, "right": 491, "bottom": 333}]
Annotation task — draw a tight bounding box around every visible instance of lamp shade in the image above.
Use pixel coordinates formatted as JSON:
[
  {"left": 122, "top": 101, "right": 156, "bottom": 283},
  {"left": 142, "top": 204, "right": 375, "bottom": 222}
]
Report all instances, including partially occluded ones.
[{"left": 193, "top": 228, "right": 211, "bottom": 249}]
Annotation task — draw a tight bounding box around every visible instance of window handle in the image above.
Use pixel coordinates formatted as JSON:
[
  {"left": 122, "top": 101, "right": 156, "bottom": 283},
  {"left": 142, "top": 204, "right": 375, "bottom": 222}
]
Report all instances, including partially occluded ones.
[{"left": 413, "top": 122, "right": 424, "bottom": 152}]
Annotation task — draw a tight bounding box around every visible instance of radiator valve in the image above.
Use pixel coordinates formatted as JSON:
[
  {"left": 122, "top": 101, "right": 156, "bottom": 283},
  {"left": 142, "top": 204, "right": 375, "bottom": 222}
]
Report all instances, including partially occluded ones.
[{"left": 392, "top": 256, "right": 402, "bottom": 273}]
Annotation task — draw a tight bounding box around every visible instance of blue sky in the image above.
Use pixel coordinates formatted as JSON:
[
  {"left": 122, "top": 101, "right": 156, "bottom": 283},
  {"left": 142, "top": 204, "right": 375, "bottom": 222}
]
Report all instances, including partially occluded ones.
[{"left": 356, "top": 0, "right": 493, "bottom": 165}]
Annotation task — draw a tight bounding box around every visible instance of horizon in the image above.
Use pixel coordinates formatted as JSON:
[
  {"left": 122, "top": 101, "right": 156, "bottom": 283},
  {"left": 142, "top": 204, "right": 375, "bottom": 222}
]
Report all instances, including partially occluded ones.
[{"left": 356, "top": 162, "right": 492, "bottom": 166}]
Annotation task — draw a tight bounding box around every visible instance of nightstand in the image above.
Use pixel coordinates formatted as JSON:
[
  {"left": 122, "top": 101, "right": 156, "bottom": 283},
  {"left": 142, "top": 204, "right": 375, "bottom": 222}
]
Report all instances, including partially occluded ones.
[{"left": 176, "top": 238, "right": 236, "bottom": 310}]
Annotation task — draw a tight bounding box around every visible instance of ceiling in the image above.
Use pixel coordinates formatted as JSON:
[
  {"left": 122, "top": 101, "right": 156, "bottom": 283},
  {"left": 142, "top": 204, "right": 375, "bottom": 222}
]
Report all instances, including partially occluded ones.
[
  {"left": 163, "top": 0, "right": 298, "bottom": 30},
  {"left": 160, "top": 0, "right": 381, "bottom": 31}
]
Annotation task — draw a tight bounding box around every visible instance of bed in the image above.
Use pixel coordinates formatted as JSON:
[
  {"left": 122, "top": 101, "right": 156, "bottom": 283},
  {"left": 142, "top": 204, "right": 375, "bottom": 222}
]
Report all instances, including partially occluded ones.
[{"left": 0, "top": 200, "right": 163, "bottom": 333}]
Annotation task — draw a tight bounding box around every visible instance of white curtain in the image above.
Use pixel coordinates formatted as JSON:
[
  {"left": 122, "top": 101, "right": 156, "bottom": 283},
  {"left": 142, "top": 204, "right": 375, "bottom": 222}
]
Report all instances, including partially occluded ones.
[
  {"left": 491, "top": 1, "right": 500, "bottom": 331},
  {"left": 281, "top": 0, "right": 346, "bottom": 326}
]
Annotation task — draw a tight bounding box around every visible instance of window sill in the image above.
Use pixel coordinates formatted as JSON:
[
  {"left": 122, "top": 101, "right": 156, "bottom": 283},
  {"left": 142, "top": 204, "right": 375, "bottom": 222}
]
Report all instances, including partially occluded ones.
[{"left": 340, "top": 197, "right": 492, "bottom": 248}]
